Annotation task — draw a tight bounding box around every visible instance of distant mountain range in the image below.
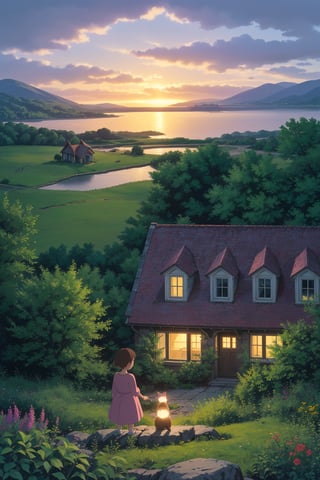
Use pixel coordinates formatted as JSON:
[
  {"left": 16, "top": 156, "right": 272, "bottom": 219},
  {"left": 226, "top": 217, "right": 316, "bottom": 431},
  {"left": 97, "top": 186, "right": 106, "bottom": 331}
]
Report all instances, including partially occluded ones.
[{"left": 1, "top": 78, "right": 320, "bottom": 122}]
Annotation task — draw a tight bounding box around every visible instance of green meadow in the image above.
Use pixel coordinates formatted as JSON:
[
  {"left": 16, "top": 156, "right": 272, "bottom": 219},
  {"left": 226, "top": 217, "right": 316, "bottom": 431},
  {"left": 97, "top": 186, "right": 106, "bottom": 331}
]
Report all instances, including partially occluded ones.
[{"left": 0, "top": 145, "right": 154, "bottom": 252}]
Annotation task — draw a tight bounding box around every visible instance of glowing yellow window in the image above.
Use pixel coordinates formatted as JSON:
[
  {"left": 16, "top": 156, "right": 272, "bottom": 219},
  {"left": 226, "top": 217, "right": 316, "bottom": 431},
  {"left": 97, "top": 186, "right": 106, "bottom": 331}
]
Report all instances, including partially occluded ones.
[
  {"left": 265, "top": 335, "right": 282, "bottom": 359},
  {"left": 170, "top": 275, "right": 184, "bottom": 298},
  {"left": 157, "top": 332, "right": 166, "bottom": 360},
  {"left": 222, "top": 336, "right": 237, "bottom": 349},
  {"left": 169, "top": 333, "right": 187, "bottom": 360},
  {"left": 190, "top": 334, "right": 201, "bottom": 361},
  {"left": 251, "top": 335, "right": 263, "bottom": 358}
]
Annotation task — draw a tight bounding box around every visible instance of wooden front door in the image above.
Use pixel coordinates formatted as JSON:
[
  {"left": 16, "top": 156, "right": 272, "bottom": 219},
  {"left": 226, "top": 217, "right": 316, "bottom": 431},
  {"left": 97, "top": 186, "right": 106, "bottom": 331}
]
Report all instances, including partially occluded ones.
[{"left": 218, "top": 334, "right": 238, "bottom": 377}]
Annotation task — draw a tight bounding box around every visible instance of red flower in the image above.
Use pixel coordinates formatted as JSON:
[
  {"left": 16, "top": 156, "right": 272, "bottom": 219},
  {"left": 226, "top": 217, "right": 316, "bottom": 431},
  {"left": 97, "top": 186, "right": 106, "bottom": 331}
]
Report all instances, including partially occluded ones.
[
  {"left": 295, "top": 443, "right": 306, "bottom": 452},
  {"left": 293, "top": 458, "right": 301, "bottom": 466},
  {"left": 306, "top": 449, "right": 312, "bottom": 456}
]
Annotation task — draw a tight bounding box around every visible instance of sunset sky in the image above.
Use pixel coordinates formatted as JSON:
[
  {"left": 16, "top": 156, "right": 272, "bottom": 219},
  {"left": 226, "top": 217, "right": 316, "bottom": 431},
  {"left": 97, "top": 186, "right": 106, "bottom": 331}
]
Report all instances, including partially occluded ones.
[{"left": 1, "top": 1, "right": 320, "bottom": 107}]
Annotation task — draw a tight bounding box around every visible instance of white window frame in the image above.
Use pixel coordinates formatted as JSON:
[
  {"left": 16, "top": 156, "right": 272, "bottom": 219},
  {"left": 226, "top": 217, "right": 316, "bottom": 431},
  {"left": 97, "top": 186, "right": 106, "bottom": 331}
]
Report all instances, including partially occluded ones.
[
  {"left": 165, "top": 267, "right": 192, "bottom": 302},
  {"left": 209, "top": 268, "right": 235, "bottom": 302},
  {"left": 294, "top": 269, "right": 319, "bottom": 304},
  {"left": 252, "top": 268, "right": 277, "bottom": 303}
]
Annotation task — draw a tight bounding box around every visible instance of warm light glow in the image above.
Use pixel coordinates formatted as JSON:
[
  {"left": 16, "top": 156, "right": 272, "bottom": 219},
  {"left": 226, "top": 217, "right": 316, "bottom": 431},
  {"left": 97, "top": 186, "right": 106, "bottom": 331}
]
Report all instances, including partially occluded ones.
[
  {"left": 127, "top": 98, "right": 181, "bottom": 108},
  {"left": 157, "top": 408, "right": 170, "bottom": 419},
  {"left": 158, "top": 395, "right": 167, "bottom": 403}
]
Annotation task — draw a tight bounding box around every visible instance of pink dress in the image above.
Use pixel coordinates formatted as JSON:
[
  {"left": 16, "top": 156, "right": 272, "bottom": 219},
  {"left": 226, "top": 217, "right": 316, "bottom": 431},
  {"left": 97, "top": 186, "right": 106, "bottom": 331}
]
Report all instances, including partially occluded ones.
[{"left": 109, "top": 372, "right": 143, "bottom": 425}]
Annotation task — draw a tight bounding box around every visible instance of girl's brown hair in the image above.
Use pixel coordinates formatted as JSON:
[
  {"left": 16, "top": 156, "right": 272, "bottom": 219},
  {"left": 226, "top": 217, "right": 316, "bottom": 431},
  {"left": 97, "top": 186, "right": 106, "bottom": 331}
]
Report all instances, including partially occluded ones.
[{"left": 113, "top": 348, "right": 136, "bottom": 369}]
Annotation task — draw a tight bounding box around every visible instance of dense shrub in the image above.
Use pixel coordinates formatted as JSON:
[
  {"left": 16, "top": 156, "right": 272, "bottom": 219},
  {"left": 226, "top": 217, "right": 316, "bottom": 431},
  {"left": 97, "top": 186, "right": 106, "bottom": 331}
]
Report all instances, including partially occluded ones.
[
  {"left": 0, "top": 406, "right": 129, "bottom": 479},
  {"left": 133, "top": 333, "right": 178, "bottom": 389},
  {"left": 176, "top": 349, "right": 217, "bottom": 386},
  {"left": 186, "top": 393, "right": 257, "bottom": 427},
  {"left": 234, "top": 363, "right": 274, "bottom": 405}
]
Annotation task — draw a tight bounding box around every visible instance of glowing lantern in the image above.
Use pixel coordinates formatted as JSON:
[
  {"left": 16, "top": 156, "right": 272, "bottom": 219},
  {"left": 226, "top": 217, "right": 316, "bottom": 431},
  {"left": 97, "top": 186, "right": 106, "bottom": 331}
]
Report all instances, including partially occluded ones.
[{"left": 155, "top": 393, "right": 171, "bottom": 431}]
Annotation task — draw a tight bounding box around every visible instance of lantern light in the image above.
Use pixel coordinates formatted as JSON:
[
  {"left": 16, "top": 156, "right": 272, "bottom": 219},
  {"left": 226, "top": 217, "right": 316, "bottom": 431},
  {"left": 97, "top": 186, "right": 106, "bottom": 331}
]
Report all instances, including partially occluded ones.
[{"left": 155, "top": 392, "right": 171, "bottom": 432}]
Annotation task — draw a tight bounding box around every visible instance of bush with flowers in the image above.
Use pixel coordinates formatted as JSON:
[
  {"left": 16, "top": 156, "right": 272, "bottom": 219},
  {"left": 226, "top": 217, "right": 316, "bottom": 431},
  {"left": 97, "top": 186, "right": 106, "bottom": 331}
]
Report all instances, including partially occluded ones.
[
  {"left": 0, "top": 405, "right": 130, "bottom": 480},
  {"left": 249, "top": 431, "right": 320, "bottom": 480},
  {"left": 297, "top": 401, "right": 320, "bottom": 432}
]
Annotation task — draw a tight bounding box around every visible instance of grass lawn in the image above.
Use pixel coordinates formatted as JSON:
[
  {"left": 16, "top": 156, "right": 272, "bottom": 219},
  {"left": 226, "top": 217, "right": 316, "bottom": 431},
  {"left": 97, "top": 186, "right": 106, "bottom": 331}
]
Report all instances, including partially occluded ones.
[
  {"left": 0, "top": 145, "right": 154, "bottom": 252},
  {"left": 100, "top": 417, "right": 295, "bottom": 477},
  {"left": 0, "top": 375, "right": 295, "bottom": 478},
  {"left": 0, "top": 145, "right": 156, "bottom": 187},
  {"left": 3, "top": 181, "right": 152, "bottom": 253}
]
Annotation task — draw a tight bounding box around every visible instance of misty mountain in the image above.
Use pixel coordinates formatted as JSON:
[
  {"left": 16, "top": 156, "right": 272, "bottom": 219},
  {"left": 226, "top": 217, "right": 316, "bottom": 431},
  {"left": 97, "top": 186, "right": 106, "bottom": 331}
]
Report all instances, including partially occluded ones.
[
  {"left": 220, "top": 82, "right": 295, "bottom": 106},
  {"left": 259, "top": 79, "right": 320, "bottom": 105},
  {"left": 0, "top": 79, "right": 115, "bottom": 121},
  {"left": 0, "top": 78, "right": 77, "bottom": 106}
]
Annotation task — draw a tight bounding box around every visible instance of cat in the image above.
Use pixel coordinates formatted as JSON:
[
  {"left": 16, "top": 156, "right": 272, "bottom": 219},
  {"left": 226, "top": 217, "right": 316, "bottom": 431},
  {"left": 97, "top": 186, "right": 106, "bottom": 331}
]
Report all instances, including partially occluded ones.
[{"left": 154, "top": 392, "right": 171, "bottom": 432}]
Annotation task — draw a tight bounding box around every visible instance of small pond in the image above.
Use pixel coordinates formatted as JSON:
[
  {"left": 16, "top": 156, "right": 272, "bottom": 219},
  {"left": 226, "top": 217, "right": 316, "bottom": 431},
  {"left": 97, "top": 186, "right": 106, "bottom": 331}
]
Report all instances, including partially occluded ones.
[{"left": 40, "top": 165, "right": 154, "bottom": 191}]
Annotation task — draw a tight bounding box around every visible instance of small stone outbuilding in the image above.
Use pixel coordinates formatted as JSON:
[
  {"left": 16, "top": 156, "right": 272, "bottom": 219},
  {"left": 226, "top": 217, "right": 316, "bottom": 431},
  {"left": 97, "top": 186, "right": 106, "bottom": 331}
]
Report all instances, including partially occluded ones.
[{"left": 61, "top": 139, "right": 94, "bottom": 163}]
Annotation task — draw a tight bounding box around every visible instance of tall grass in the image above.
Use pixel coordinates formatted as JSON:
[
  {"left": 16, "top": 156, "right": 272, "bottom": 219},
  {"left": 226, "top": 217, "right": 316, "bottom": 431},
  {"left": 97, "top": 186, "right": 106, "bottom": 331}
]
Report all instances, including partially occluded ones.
[{"left": 0, "top": 375, "right": 154, "bottom": 433}]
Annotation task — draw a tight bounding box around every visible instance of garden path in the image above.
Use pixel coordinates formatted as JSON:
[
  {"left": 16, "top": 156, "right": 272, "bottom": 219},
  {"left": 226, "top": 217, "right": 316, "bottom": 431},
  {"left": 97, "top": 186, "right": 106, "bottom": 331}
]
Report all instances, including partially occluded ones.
[{"left": 165, "top": 378, "right": 238, "bottom": 417}]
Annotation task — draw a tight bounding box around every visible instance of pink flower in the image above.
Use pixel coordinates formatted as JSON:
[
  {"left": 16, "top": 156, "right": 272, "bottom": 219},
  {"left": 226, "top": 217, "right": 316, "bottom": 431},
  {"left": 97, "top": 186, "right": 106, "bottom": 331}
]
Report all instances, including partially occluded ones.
[
  {"left": 306, "top": 449, "right": 312, "bottom": 456},
  {"left": 293, "top": 458, "right": 301, "bottom": 466},
  {"left": 295, "top": 443, "right": 306, "bottom": 452},
  {"left": 13, "top": 404, "right": 20, "bottom": 423},
  {"left": 6, "top": 407, "right": 13, "bottom": 425},
  {"left": 27, "top": 405, "right": 35, "bottom": 430},
  {"left": 39, "top": 408, "right": 46, "bottom": 423}
]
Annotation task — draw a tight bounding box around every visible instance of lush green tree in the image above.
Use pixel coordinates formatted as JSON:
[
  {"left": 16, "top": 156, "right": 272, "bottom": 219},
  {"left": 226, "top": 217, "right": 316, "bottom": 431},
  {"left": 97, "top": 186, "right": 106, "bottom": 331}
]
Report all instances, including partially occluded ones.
[
  {"left": 0, "top": 195, "right": 37, "bottom": 354},
  {"left": 278, "top": 117, "right": 320, "bottom": 157},
  {"left": 208, "top": 150, "right": 290, "bottom": 224},
  {"left": 120, "top": 143, "right": 233, "bottom": 250},
  {"left": 131, "top": 144, "right": 144, "bottom": 156},
  {"left": 286, "top": 145, "right": 320, "bottom": 225},
  {"left": 6, "top": 265, "right": 109, "bottom": 381},
  {"left": 270, "top": 307, "right": 320, "bottom": 387}
]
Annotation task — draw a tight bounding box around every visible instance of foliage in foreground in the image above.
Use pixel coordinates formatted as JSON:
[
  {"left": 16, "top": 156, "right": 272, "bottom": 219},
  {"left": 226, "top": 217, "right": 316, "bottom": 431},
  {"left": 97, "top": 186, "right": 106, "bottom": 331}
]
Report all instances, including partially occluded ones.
[
  {"left": 250, "top": 431, "right": 320, "bottom": 480},
  {"left": 0, "top": 405, "right": 129, "bottom": 480}
]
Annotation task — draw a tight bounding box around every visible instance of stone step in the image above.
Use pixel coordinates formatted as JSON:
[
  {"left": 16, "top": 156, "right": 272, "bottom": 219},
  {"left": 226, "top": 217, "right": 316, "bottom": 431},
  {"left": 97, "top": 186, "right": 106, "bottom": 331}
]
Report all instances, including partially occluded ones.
[
  {"left": 208, "top": 377, "right": 238, "bottom": 388},
  {"left": 67, "top": 425, "right": 221, "bottom": 450}
]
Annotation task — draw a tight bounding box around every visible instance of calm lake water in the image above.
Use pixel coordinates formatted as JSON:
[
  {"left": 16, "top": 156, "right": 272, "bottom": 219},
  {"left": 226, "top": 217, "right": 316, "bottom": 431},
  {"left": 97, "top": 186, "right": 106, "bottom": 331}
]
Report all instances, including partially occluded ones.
[
  {"left": 36, "top": 109, "right": 320, "bottom": 191},
  {"left": 29, "top": 109, "right": 320, "bottom": 139},
  {"left": 40, "top": 165, "right": 154, "bottom": 191}
]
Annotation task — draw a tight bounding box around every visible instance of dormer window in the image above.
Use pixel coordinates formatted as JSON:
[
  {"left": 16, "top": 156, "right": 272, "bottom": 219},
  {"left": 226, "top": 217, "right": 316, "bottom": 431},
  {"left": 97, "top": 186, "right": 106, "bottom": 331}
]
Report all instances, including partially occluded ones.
[
  {"left": 206, "top": 248, "right": 238, "bottom": 303},
  {"left": 252, "top": 268, "right": 277, "bottom": 303},
  {"left": 209, "top": 268, "right": 235, "bottom": 302},
  {"left": 165, "top": 267, "right": 192, "bottom": 301},
  {"left": 290, "top": 248, "right": 320, "bottom": 304},
  {"left": 170, "top": 273, "right": 184, "bottom": 298},
  {"left": 162, "top": 245, "right": 198, "bottom": 302},
  {"left": 249, "top": 247, "right": 280, "bottom": 304},
  {"left": 294, "top": 269, "right": 319, "bottom": 304}
]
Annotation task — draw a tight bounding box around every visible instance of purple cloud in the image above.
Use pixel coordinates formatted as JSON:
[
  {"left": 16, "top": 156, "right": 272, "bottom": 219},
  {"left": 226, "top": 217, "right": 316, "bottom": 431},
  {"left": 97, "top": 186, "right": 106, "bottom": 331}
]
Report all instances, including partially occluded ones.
[
  {"left": 1, "top": 1, "right": 319, "bottom": 52},
  {"left": 0, "top": 53, "right": 142, "bottom": 84},
  {"left": 134, "top": 32, "right": 320, "bottom": 72}
]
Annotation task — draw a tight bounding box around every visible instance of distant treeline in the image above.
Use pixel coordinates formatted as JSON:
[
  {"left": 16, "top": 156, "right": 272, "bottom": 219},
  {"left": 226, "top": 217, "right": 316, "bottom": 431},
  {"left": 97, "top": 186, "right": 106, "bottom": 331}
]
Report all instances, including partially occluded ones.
[{"left": 0, "top": 121, "right": 280, "bottom": 151}]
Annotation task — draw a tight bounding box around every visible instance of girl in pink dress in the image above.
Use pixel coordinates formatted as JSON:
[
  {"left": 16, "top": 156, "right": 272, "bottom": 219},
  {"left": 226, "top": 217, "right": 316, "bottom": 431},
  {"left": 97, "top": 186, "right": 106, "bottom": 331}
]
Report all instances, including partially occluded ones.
[{"left": 109, "top": 348, "right": 148, "bottom": 434}]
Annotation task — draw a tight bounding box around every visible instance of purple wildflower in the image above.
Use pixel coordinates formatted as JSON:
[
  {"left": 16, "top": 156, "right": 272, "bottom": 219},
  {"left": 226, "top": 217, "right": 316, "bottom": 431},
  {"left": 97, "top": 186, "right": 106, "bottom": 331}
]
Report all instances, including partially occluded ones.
[
  {"left": 6, "top": 407, "right": 13, "bottom": 426},
  {"left": 13, "top": 404, "right": 20, "bottom": 423},
  {"left": 27, "top": 405, "right": 35, "bottom": 430}
]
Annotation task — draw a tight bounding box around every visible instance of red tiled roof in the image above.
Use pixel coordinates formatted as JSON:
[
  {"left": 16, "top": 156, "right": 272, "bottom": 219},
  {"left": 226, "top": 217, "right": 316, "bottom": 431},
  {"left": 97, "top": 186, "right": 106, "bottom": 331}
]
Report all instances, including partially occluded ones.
[
  {"left": 161, "top": 245, "right": 198, "bottom": 277},
  {"left": 248, "top": 246, "right": 281, "bottom": 276},
  {"left": 206, "top": 247, "right": 239, "bottom": 277},
  {"left": 290, "top": 247, "right": 320, "bottom": 277},
  {"left": 127, "top": 224, "right": 320, "bottom": 331}
]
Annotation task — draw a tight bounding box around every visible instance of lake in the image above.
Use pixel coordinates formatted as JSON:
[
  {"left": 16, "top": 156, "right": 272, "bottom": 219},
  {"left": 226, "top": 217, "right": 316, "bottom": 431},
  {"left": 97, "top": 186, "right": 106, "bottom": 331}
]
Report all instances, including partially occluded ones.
[
  {"left": 28, "top": 109, "right": 320, "bottom": 139},
  {"left": 36, "top": 108, "right": 320, "bottom": 191},
  {"left": 40, "top": 165, "right": 154, "bottom": 191}
]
